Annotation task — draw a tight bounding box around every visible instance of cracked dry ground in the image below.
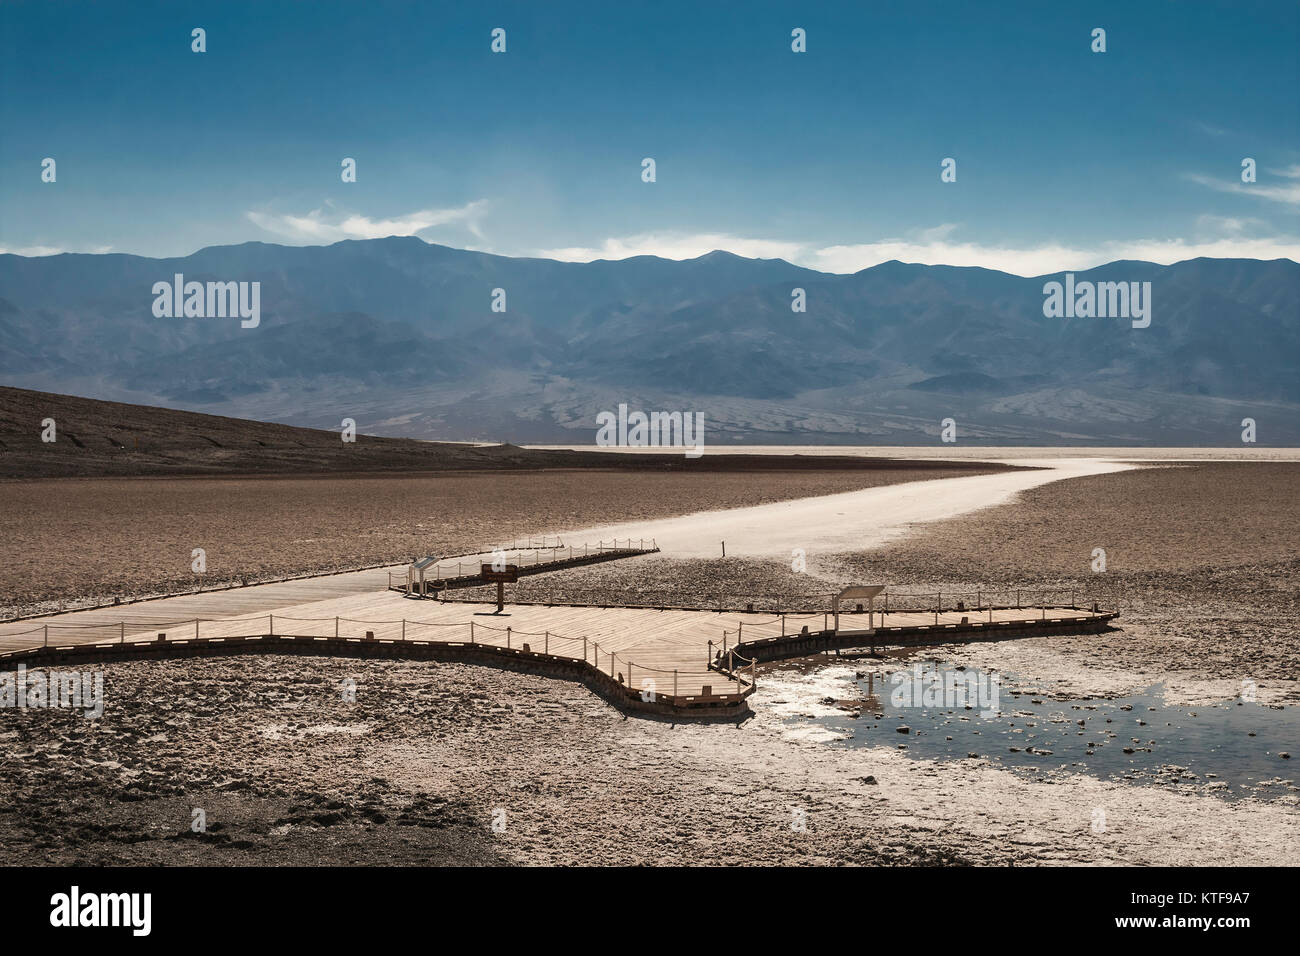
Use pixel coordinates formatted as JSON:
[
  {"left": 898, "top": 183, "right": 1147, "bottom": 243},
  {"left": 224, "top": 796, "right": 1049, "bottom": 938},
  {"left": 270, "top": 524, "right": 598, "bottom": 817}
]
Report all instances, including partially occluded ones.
[
  {"left": 0, "top": 657, "right": 959, "bottom": 865},
  {"left": 2, "top": 653, "right": 1295, "bottom": 866}
]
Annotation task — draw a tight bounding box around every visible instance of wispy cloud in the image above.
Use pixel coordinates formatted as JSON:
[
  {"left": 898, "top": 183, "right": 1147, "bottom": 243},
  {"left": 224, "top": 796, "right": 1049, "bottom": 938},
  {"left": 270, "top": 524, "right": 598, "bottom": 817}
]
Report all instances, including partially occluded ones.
[
  {"left": 538, "top": 231, "right": 806, "bottom": 263},
  {"left": 808, "top": 235, "right": 1086, "bottom": 276},
  {"left": 809, "top": 232, "right": 1300, "bottom": 275},
  {"left": 1185, "top": 169, "right": 1300, "bottom": 207},
  {"left": 534, "top": 223, "right": 1300, "bottom": 276},
  {"left": 1193, "top": 214, "right": 1269, "bottom": 235},
  {"left": 246, "top": 200, "right": 490, "bottom": 242}
]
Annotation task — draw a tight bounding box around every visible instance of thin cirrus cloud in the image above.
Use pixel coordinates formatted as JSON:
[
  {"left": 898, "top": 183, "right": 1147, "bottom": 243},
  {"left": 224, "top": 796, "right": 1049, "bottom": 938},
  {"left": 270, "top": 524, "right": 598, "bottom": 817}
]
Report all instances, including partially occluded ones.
[
  {"left": 1185, "top": 165, "right": 1300, "bottom": 208},
  {"left": 246, "top": 200, "right": 490, "bottom": 243},
  {"left": 231, "top": 201, "right": 1299, "bottom": 275},
  {"left": 809, "top": 234, "right": 1300, "bottom": 276},
  {"left": 538, "top": 232, "right": 807, "bottom": 263},
  {"left": 536, "top": 225, "right": 1300, "bottom": 277}
]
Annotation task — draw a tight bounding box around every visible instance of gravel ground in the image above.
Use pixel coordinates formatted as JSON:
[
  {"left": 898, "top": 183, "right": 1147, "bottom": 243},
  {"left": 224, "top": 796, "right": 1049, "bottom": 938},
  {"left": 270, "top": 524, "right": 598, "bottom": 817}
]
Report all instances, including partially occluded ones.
[{"left": 1, "top": 655, "right": 1293, "bottom": 866}]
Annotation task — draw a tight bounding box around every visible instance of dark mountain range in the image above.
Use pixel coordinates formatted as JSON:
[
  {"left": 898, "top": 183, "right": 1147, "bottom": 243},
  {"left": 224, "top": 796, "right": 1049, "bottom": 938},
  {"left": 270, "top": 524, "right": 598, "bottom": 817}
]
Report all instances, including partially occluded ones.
[{"left": 1, "top": 238, "right": 1296, "bottom": 444}]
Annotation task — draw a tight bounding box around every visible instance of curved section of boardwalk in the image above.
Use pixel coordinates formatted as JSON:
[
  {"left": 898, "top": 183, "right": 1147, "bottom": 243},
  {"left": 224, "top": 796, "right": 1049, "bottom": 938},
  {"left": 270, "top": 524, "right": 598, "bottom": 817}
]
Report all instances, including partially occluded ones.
[{"left": 0, "top": 585, "right": 1116, "bottom": 719}]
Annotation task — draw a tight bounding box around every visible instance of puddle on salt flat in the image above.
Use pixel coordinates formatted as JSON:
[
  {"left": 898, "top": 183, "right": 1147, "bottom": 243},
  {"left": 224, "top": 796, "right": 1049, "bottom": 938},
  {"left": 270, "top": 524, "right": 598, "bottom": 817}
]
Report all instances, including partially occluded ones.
[{"left": 782, "top": 661, "right": 1299, "bottom": 801}]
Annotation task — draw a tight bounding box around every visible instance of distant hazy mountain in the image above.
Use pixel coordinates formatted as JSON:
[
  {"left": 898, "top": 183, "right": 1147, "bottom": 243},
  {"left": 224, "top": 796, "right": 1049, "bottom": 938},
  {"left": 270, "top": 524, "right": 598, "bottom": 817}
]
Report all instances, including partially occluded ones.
[{"left": 2, "top": 238, "right": 1296, "bottom": 444}]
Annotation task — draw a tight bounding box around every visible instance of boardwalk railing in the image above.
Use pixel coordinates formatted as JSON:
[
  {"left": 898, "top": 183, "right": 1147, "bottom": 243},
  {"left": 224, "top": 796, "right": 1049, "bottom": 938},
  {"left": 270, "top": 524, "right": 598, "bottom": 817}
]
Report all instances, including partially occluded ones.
[
  {"left": 443, "top": 586, "right": 1109, "bottom": 614},
  {"left": 865, "top": 589, "right": 1103, "bottom": 613},
  {"left": 0, "top": 609, "right": 748, "bottom": 708},
  {"left": 707, "top": 595, "right": 1117, "bottom": 662},
  {"left": 706, "top": 633, "right": 759, "bottom": 691},
  {"left": 387, "top": 539, "right": 658, "bottom": 589}
]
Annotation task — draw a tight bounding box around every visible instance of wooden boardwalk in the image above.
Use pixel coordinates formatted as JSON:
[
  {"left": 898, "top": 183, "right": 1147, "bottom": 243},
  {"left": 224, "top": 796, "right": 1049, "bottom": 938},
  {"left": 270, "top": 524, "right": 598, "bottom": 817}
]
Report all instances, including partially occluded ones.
[{"left": 0, "top": 583, "right": 1116, "bottom": 711}]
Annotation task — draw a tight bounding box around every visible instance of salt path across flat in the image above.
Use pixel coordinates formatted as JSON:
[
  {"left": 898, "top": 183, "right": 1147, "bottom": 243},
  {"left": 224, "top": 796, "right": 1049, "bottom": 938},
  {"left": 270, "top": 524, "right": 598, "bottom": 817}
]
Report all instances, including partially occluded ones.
[{"left": 544, "top": 458, "right": 1139, "bottom": 564}]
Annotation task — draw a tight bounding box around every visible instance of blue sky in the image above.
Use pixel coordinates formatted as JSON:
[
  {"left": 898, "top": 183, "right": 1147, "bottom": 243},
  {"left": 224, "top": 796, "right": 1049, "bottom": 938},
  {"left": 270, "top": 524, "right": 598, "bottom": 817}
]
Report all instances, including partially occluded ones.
[{"left": 2, "top": 0, "right": 1297, "bottom": 274}]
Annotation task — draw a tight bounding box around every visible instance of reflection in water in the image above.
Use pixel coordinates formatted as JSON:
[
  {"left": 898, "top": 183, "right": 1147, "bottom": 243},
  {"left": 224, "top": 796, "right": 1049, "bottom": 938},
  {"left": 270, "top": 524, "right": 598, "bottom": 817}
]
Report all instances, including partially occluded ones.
[{"left": 795, "top": 662, "right": 1298, "bottom": 801}]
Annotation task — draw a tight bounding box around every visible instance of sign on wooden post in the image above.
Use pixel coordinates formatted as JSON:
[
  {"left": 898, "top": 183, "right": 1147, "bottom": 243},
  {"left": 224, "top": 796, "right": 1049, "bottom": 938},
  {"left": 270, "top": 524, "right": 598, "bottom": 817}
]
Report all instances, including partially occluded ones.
[{"left": 481, "top": 564, "right": 519, "bottom": 613}]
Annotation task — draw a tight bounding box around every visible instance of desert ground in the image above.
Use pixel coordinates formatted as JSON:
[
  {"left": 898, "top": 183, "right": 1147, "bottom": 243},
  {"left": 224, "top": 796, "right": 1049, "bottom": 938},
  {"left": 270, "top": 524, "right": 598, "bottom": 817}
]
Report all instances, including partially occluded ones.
[{"left": 1, "top": 454, "right": 1296, "bottom": 866}]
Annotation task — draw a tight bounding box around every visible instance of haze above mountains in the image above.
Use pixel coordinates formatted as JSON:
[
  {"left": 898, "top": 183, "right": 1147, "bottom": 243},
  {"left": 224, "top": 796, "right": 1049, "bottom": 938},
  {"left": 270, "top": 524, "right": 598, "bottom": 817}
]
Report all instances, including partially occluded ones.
[{"left": 1, "top": 237, "right": 1297, "bottom": 444}]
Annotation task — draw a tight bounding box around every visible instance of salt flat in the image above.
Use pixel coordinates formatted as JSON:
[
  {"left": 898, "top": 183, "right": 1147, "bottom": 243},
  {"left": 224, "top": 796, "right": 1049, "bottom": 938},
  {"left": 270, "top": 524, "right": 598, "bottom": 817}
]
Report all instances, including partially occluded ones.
[
  {"left": 0, "top": 457, "right": 1135, "bottom": 636},
  {"left": 530, "top": 444, "right": 1300, "bottom": 460}
]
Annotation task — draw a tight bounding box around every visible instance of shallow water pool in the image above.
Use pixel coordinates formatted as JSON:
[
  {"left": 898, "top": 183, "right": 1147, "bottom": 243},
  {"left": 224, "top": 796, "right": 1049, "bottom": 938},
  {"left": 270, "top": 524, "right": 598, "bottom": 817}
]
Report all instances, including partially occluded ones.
[{"left": 793, "top": 663, "right": 1298, "bottom": 800}]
